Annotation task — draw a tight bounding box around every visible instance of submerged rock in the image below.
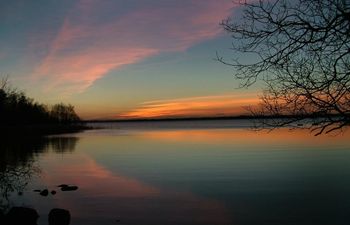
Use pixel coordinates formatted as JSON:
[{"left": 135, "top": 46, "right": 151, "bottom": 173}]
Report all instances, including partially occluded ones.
[
  {"left": 49, "top": 208, "right": 71, "bottom": 225},
  {"left": 5, "top": 207, "right": 39, "bottom": 225},
  {"left": 0, "top": 210, "right": 4, "bottom": 223},
  {"left": 51, "top": 190, "right": 57, "bottom": 195},
  {"left": 40, "top": 189, "right": 49, "bottom": 196},
  {"left": 61, "top": 185, "right": 78, "bottom": 191}
]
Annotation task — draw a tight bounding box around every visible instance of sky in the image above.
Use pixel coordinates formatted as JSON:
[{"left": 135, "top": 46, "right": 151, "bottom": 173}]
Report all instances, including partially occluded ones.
[{"left": 0, "top": 0, "right": 261, "bottom": 119}]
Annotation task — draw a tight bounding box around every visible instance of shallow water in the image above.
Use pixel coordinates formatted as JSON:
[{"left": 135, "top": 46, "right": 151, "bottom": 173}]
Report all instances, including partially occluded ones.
[{"left": 1, "top": 120, "right": 350, "bottom": 225}]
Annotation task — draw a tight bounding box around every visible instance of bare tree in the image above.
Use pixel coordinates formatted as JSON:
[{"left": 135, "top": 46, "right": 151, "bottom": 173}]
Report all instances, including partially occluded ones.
[
  {"left": 219, "top": 0, "right": 350, "bottom": 135},
  {"left": 50, "top": 103, "right": 80, "bottom": 124}
]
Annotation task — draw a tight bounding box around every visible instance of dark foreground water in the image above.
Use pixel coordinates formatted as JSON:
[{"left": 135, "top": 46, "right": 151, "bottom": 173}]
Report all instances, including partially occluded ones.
[{"left": 1, "top": 120, "right": 350, "bottom": 225}]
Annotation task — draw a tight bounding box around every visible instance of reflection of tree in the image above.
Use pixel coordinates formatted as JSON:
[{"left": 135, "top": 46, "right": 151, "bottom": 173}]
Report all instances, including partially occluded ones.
[
  {"left": 50, "top": 137, "right": 77, "bottom": 153},
  {"left": 0, "top": 136, "right": 79, "bottom": 211},
  {"left": 0, "top": 163, "right": 40, "bottom": 212}
]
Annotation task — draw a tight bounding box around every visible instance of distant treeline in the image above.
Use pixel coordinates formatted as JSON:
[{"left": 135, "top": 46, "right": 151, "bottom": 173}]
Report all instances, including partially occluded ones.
[{"left": 0, "top": 79, "right": 80, "bottom": 126}]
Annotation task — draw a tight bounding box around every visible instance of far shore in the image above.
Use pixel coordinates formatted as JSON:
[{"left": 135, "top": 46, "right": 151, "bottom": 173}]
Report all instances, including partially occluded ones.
[
  {"left": 84, "top": 114, "right": 340, "bottom": 123},
  {"left": 0, "top": 123, "right": 90, "bottom": 136},
  {"left": 85, "top": 115, "right": 259, "bottom": 123}
]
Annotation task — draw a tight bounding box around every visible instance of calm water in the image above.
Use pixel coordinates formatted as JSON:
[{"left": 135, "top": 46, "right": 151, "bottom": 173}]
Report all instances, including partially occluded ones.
[{"left": 1, "top": 120, "right": 350, "bottom": 225}]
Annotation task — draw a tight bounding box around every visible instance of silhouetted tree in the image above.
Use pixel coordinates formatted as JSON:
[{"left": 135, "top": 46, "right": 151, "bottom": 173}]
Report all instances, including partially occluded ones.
[
  {"left": 219, "top": 0, "right": 350, "bottom": 135},
  {"left": 0, "top": 77, "right": 81, "bottom": 127},
  {"left": 50, "top": 103, "right": 80, "bottom": 124}
]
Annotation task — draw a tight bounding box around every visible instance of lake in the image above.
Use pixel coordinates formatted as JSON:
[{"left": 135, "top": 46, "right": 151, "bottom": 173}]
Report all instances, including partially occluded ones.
[{"left": 1, "top": 119, "right": 350, "bottom": 225}]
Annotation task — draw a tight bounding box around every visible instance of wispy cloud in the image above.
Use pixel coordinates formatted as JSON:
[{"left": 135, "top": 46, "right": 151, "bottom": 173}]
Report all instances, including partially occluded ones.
[
  {"left": 117, "top": 93, "right": 259, "bottom": 119},
  {"left": 31, "top": 0, "right": 234, "bottom": 95}
]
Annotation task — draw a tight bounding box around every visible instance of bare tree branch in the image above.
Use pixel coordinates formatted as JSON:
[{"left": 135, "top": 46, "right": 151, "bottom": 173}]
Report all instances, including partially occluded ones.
[{"left": 219, "top": 0, "right": 350, "bottom": 135}]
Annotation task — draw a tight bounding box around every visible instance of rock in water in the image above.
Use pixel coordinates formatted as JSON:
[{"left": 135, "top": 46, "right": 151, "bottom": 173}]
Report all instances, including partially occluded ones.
[
  {"left": 40, "top": 189, "right": 49, "bottom": 196},
  {"left": 61, "top": 186, "right": 78, "bottom": 191},
  {"left": 5, "top": 207, "right": 39, "bottom": 225},
  {"left": 49, "top": 208, "right": 71, "bottom": 225},
  {"left": 0, "top": 210, "right": 4, "bottom": 223}
]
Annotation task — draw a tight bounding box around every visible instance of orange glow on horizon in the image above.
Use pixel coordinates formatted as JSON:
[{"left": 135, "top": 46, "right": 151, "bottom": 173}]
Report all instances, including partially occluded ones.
[{"left": 116, "top": 94, "right": 259, "bottom": 119}]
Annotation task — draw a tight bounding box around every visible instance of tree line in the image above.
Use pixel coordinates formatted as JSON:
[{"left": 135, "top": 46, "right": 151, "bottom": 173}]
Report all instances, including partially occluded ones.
[{"left": 0, "top": 78, "right": 80, "bottom": 126}]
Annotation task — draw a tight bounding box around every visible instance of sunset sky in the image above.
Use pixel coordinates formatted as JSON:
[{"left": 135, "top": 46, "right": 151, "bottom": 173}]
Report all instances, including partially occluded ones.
[{"left": 0, "top": 0, "right": 261, "bottom": 119}]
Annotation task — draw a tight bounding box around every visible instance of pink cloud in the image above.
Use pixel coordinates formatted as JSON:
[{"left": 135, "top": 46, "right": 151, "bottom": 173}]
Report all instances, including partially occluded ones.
[
  {"left": 117, "top": 93, "right": 259, "bottom": 119},
  {"left": 32, "top": 0, "right": 234, "bottom": 95},
  {"left": 0, "top": 52, "right": 7, "bottom": 60}
]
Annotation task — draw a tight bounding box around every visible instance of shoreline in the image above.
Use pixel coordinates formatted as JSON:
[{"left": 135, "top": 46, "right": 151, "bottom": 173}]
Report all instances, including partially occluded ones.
[
  {"left": 84, "top": 114, "right": 344, "bottom": 123},
  {"left": 0, "top": 124, "right": 91, "bottom": 136}
]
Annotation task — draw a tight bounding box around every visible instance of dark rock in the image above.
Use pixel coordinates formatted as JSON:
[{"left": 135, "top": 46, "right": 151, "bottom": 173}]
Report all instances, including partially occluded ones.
[
  {"left": 61, "top": 185, "right": 78, "bottom": 191},
  {"left": 5, "top": 207, "right": 39, "bottom": 225},
  {"left": 17, "top": 191, "right": 23, "bottom": 196},
  {"left": 49, "top": 208, "right": 71, "bottom": 225},
  {"left": 33, "top": 189, "right": 41, "bottom": 192},
  {"left": 0, "top": 210, "right": 4, "bottom": 223},
  {"left": 40, "top": 189, "right": 49, "bottom": 196},
  {"left": 51, "top": 190, "right": 57, "bottom": 195},
  {"left": 57, "top": 184, "right": 69, "bottom": 188}
]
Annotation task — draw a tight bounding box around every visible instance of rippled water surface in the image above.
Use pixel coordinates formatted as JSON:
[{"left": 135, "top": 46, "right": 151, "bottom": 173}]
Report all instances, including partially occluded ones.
[{"left": 1, "top": 120, "right": 350, "bottom": 225}]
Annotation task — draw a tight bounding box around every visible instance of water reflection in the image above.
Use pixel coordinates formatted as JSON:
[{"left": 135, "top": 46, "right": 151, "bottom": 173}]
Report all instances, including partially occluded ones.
[
  {"left": 0, "top": 136, "right": 78, "bottom": 167},
  {"left": 0, "top": 136, "right": 79, "bottom": 211},
  {"left": 1, "top": 125, "right": 350, "bottom": 225},
  {"left": 140, "top": 128, "right": 350, "bottom": 145},
  {"left": 79, "top": 128, "right": 350, "bottom": 225},
  {"left": 35, "top": 151, "right": 232, "bottom": 225}
]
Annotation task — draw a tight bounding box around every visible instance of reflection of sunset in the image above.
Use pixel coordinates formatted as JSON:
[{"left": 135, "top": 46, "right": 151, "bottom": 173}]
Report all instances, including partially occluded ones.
[
  {"left": 118, "top": 94, "right": 259, "bottom": 119},
  {"left": 11, "top": 126, "right": 350, "bottom": 225},
  {"left": 41, "top": 154, "right": 159, "bottom": 197},
  {"left": 38, "top": 150, "right": 231, "bottom": 224},
  {"left": 140, "top": 128, "right": 350, "bottom": 145}
]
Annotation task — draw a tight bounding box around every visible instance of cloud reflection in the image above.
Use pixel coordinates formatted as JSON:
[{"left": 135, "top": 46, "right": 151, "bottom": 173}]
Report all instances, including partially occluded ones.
[{"left": 38, "top": 151, "right": 231, "bottom": 225}]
